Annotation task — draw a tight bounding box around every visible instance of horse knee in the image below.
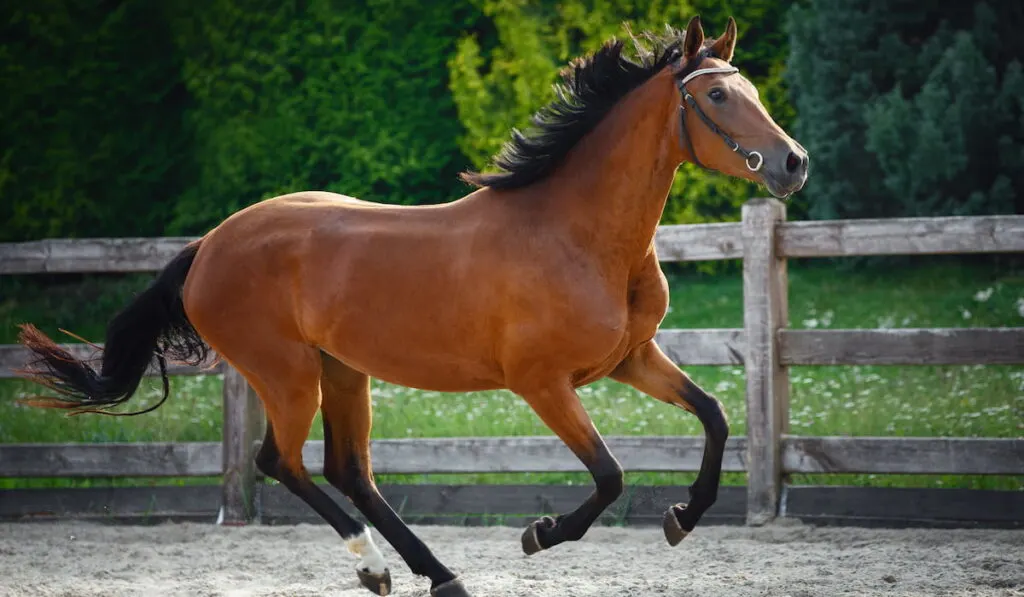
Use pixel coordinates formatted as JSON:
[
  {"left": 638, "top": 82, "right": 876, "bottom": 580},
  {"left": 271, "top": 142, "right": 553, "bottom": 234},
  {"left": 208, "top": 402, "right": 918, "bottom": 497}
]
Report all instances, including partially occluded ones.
[
  {"left": 594, "top": 458, "right": 624, "bottom": 502},
  {"left": 702, "top": 396, "right": 729, "bottom": 442},
  {"left": 682, "top": 380, "right": 730, "bottom": 441}
]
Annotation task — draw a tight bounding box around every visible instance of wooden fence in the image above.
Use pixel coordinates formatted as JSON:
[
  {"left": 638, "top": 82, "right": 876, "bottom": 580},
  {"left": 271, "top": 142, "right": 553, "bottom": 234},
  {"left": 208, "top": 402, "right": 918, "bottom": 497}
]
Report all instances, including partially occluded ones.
[{"left": 1, "top": 198, "right": 1022, "bottom": 526}]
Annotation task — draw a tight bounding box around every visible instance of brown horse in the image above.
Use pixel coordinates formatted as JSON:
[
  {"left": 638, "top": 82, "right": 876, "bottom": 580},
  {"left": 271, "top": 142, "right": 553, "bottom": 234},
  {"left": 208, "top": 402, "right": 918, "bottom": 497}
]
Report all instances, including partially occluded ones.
[{"left": 15, "top": 16, "right": 807, "bottom": 597}]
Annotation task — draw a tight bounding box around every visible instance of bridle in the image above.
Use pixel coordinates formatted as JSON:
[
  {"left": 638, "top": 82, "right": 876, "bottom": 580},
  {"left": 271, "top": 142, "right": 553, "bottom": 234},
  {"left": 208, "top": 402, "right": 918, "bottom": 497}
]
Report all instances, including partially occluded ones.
[{"left": 675, "top": 54, "right": 764, "bottom": 173}]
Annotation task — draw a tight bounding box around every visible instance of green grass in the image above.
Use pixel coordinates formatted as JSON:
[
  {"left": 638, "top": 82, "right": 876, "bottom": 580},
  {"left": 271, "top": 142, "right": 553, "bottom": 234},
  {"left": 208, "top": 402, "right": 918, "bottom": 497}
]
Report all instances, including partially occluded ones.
[{"left": 1, "top": 258, "right": 1022, "bottom": 491}]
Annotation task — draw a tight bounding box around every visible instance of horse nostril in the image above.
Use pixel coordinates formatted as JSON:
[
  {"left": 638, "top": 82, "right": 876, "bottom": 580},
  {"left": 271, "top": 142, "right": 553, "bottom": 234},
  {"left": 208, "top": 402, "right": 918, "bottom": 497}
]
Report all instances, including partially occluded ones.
[{"left": 785, "top": 152, "right": 802, "bottom": 174}]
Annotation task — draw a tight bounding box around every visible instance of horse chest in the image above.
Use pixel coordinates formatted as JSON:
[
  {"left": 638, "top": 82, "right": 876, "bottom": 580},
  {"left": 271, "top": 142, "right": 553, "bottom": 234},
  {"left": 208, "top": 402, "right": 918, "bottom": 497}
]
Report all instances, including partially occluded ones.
[{"left": 569, "top": 284, "right": 668, "bottom": 387}]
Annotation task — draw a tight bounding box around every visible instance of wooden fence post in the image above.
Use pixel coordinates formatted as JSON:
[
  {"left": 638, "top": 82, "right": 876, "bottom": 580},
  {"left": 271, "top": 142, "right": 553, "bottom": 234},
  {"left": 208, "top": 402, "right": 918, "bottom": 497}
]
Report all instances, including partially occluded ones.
[
  {"left": 221, "top": 365, "right": 264, "bottom": 525},
  {"left": 742, "top": 198, "right": 790, "bottom": 525}
]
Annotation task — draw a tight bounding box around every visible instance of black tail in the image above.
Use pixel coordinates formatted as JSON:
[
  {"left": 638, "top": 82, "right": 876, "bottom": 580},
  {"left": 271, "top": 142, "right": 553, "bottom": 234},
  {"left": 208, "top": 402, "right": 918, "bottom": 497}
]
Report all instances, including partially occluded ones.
[{"left": 16, "top": 240, "right": 209, "bottom": 416}]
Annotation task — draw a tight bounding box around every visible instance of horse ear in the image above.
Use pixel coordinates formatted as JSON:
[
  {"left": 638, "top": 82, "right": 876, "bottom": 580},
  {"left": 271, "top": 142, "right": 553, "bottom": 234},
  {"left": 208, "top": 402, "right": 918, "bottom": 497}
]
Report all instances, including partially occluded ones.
[
  {"left": 711, "top": 16, "right": 738, "bottom": 62},
  {"left": 683, "top": 15, "right": 705, "bottom": 59}
]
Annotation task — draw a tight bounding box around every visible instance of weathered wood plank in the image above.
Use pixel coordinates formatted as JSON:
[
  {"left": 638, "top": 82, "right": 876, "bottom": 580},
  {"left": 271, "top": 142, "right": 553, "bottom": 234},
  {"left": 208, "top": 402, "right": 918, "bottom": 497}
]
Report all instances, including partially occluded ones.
[
  {"left": 653, "top": 329, "right": 745, "bottom": 365},
  {"left": 220, "top": 366, "right": 265, "bottom": 524},
  {"left": 784, "top": 486, "right": 1023, "bottom": 528},
  {"left": 6, "top": 435, "right": 1016, "bottom": 479},
  {"left": 2, "top": 213, "right": 1019, "bottom": 274},
  {"left": 0, "top": 436, "right": 749, "bottom": 478},
  {"left": 261, "top": 483, "right": 748, "bottom": 526},
  {"left": 654, "top": 222, "right": 743, "bottom": 262},
  {"left": 783, "top": 437, "right": 1024, "bottom": 475},
  {"left": 742, "top": 198, "right": 789, "bottom": 525},
  {"left": 1, "top": 484, "right": 1018, "bottom": 528},
  {"left": 780, "top": 215, "right": 1024, "bottom": 258},
  {"left": 0, "top": 485, "right": 223, "bottom": 522},
  {"left": 0, "top": 237, "right": 198, "bottom": 274},
  {"left": 0, "top": 442, "right": 223, "bottom": 477},
  {"left": 0, "top": 343, "right": 221, "bottom": 378},
  {"left": 299, "top": 436, "right": 749, "bottom": 475},
  {"left": 781, "top": 328, "right": 1024, "bottom": 365}
]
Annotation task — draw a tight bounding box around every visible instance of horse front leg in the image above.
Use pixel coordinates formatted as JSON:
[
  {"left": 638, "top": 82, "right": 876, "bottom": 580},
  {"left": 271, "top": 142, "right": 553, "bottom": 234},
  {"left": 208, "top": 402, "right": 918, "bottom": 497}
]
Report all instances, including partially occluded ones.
[
  {"left": 610, "top": 339, "right": 729, "bottom": 544},
  {"left": 510, "top": 379, "right": 624, "bottom": 555}
]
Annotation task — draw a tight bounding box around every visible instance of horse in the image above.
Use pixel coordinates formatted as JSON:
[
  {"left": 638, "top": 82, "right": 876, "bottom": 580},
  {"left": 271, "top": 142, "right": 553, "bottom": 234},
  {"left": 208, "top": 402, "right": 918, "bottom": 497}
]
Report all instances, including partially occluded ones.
[{"left": 14, "top": 15, "right": 807, "bottom": 597}]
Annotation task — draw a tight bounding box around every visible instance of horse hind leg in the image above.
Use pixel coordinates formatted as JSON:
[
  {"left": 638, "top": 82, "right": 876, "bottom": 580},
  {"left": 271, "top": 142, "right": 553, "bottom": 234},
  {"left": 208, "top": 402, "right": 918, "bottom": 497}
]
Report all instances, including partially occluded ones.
[
  {"left": 224, "top": 343, "right": 378, "bottom": 592},
  {"left": 318, "top": 352, "right": 470, "bottom": 597}
]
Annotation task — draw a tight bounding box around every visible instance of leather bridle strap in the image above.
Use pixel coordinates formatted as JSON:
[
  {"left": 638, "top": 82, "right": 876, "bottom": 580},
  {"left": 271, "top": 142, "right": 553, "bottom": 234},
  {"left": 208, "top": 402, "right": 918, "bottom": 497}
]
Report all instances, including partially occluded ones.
[{"left": 676, "top": 64, "right": 764, "bottom": 173}]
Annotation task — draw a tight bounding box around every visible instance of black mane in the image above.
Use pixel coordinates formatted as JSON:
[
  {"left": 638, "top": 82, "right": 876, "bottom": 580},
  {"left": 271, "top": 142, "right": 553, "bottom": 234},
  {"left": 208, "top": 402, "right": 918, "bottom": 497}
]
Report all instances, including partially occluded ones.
[{"left": 460, "top": 27, "right": 692, "bottom": 190}]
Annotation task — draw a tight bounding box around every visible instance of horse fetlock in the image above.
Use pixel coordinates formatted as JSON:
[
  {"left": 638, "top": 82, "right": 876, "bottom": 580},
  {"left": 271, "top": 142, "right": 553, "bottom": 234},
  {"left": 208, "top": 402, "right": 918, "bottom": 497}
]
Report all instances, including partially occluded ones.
[
  {"left": 687, "top": 481, "right": 719, "bottom": 508},
  {"left": 349, "top": 528, "right": 391, "bottom": 595},
  {"left": 595, "top": 468, "right": 624, "bottom": 500},
  {"left": 520, "top": 515, "right": 557, "bottom": 555},
  {"left": 346, "top": 528, "right": 388, "bottom": 574}
]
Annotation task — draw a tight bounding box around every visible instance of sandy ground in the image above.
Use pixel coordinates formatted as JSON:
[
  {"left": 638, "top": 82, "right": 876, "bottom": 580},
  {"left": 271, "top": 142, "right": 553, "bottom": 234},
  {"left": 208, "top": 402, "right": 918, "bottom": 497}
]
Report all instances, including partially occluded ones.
[{"left": 0, "top": 520, "right": 1021, "bottom": 597}]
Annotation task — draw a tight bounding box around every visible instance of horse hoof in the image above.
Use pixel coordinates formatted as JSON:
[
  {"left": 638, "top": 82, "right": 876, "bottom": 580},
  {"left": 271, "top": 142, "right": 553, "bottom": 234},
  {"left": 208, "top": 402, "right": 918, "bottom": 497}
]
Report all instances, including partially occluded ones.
[
  {"left": 431, "top": 576, "right": 471, "bottom": 597},
  {"left": 357, "top": 567, "right": 392, "bottom": 595},
  {"left": 663, "top": 504, "right": 691, "bottom": 547},
  {"left": 521, "top": 515, "right": 556, "bottom": 555}
]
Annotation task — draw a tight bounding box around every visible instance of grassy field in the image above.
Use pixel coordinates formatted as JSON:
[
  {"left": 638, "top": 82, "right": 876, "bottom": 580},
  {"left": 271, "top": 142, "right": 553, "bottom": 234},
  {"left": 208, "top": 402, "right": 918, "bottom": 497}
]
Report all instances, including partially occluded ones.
[{"left": 1, "top": 257, "right": 1021, "bottom": 491}]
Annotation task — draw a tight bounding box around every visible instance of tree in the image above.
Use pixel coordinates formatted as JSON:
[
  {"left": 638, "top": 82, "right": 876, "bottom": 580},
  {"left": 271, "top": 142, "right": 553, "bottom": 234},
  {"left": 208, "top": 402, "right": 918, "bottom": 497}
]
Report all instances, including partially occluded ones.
[
  {"left": 786, "top": 0, "right": 1024, "bottom": 220},
  {"left": 0, "top": 0, "right": 190, "bottom": 241},
  {"left": 167, "top": 0, "right": 481, "bottom": 234}
]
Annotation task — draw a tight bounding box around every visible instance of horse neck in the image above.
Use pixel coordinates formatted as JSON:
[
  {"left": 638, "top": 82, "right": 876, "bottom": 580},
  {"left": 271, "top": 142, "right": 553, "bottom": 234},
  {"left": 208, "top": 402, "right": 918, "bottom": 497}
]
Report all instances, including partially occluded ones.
[{"left": 543, "top": 72, "right": 682, "bottom": 271}]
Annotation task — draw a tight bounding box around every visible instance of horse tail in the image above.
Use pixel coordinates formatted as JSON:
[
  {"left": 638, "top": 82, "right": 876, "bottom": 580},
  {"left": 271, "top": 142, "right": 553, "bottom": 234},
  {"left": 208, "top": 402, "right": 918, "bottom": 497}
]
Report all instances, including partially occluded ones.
[{"left": 15, "top": 239, "right": 209, "bottom": 416}]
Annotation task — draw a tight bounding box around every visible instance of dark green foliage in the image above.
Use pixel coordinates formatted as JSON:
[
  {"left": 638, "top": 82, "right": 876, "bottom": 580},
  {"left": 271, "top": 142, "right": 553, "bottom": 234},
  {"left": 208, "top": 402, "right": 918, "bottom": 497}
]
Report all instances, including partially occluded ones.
[
  {"left": 786, "top": 0, "right": 1024, "bottom": 220},
  {"left": 0, "top": 0, "right": 190, "bottom": 241},
  {"left": 2, "top": 0, "right": 481, "bottom": 240},
  {"left": 167, "top": 0, "right": 480, "bottom": 234},
  {"left": 4, "top": 0, "right": 1021, "bottom": 242}
]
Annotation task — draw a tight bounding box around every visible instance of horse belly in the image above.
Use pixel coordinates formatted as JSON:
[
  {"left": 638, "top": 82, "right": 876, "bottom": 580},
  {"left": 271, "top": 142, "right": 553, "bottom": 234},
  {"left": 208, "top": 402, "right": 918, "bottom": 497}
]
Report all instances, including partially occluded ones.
[
  {"left": 323, "top": 336, "right": 505, "bottom": 393},
  {"left": 311, "top": 274, "right": 506, "bottom": 392}
]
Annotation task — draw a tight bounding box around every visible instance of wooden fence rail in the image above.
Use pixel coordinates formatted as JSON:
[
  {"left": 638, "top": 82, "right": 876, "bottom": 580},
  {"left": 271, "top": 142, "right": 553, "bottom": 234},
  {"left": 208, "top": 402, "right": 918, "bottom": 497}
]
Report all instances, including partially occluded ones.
[
  {"left": 1, "top": 201, "right": 1021, "bottom": 526},
  {"left": 3, "top": 436, "right": 1019, "bottom": 478}
]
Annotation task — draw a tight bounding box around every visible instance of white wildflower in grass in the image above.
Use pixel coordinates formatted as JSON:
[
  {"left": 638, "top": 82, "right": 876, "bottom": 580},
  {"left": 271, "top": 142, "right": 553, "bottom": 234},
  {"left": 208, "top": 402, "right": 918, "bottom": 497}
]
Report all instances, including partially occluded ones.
[
  {"left": 960, "top": 307, "right": 972, "bottom": 320},
  {"left": 973, "top": 287, "right": 994, "bottom": 302},
  {"left": 802, "top": 317, "right": 819, "bottom": 328},
  {"left": 1017, "top": 297, "right": 1024, "bottom": 318}
]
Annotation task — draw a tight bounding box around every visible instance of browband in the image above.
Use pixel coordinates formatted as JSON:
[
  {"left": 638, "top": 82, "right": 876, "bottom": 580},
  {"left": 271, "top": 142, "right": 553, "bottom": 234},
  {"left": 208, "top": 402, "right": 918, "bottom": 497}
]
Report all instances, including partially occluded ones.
[{"left": 677, "top": 65, "right": 739, "bottom": 87}]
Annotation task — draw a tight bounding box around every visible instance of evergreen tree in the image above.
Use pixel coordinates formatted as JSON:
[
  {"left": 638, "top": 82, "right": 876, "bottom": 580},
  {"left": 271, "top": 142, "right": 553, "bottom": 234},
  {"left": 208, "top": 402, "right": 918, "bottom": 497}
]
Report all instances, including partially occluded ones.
[
  {"left": 786, "top": 0, "right": 1024, "bottom": 220},
  {"left": 0, "top": 0, "right": 189, "bottom": 241},
  {"left": 168, "top": 0, "right": 481, "bottom": 234}
]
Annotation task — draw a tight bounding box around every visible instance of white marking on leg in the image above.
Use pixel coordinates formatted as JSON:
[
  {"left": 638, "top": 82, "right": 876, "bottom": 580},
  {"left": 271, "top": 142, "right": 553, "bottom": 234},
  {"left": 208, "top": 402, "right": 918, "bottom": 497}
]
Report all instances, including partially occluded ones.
[{"left": 346, "top": 527, "right": 388, "bottom": 575}]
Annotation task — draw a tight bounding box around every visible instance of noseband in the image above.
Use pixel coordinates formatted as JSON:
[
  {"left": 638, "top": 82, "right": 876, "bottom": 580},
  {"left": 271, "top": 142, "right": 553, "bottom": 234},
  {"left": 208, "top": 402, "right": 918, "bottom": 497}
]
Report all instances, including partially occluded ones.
[{"left": 676, "top": 60, "right": 763, "bottom": 173}]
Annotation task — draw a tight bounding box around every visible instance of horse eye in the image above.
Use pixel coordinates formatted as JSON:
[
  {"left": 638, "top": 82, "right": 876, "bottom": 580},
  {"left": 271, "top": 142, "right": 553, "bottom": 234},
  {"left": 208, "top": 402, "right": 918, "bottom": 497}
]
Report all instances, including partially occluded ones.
[{"left": 708, "top": 88, "right": 726, "bottom": 103}]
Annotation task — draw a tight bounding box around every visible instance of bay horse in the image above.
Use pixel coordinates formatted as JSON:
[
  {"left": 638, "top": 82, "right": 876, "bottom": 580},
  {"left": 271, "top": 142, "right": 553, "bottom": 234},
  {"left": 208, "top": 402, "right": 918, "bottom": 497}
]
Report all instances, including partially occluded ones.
[{"left": 15, "top": 16, "right": 807, "bottom": 597}]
